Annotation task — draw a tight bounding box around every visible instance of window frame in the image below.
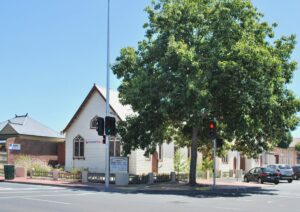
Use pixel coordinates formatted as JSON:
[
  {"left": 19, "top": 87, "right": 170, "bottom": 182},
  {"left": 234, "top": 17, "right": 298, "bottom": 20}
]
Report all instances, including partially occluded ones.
[
  {"left": 90, "top": 116, "right": 99, "bottom": 129},
  {"left": 221, "top": 155, "right": 228, "bottom": 164},
  {"left": 73, "top": 135, "right": 85, "bottom": 160},
  {"left": 109, "top": 136, "right": 121, "bottom": 157}
]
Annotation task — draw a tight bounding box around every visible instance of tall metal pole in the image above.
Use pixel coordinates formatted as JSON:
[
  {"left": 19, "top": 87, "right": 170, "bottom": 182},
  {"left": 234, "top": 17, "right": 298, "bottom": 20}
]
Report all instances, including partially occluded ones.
[
  {"left": 105, "top": 0, "right": 111, "bottom": 189},
  {"left": 213, "top": 138, "right": 216, "bottom": 189}
]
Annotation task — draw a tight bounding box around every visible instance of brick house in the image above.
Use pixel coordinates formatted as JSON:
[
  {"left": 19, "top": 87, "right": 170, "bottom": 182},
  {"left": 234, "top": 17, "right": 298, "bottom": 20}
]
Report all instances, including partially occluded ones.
[{"left": 0, "top": 114, "right": 65, "bottom": 166}]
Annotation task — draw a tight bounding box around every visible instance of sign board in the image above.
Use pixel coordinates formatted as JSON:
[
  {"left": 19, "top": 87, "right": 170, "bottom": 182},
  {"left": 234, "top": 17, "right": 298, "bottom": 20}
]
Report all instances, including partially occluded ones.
[
  {"left": 85, "top": 140, "right": 101, "bottom": 144},
  {"left": 110, "top": 157, "right": 128, "bottom": 173},
  {"left": 9, "top": 143, "right": 21, "bottom": 151}
]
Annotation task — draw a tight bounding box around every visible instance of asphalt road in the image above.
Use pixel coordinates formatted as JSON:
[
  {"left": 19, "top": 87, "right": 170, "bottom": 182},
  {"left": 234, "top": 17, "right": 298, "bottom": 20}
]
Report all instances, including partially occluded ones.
[{"left": 0, "top": 180, "right": 299, "bottom": 212}]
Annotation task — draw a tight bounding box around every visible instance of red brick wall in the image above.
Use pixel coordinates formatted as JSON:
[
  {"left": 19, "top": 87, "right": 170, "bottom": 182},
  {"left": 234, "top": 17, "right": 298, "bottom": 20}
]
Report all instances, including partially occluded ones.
[
  {"left": 6, "top": 137, "right": 16, "bottom": 164},
  {"left": 6, "top": 137, "right": 60, "bottom": 166}
]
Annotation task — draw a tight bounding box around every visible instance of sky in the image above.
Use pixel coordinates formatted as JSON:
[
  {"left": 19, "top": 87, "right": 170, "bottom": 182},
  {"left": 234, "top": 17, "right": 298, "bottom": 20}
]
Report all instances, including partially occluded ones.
[{"left": 0, "top": 0, "right": 299, "bottom": 137}]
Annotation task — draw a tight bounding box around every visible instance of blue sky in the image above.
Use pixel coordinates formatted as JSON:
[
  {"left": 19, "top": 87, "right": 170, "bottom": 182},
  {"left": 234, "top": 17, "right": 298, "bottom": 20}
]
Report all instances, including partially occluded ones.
[{"left": 0, "top": 0, "right": 299, "bottom": 137}]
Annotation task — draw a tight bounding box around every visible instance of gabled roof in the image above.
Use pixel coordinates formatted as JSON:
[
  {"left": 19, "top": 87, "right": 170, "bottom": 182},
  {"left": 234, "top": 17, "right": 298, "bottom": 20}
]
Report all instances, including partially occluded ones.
[
  {"left": 63, "top": 84, "right": 134, "bottom": 133},
  {"left": 0, "top": 114, "right": 64, "bottom": 139}
]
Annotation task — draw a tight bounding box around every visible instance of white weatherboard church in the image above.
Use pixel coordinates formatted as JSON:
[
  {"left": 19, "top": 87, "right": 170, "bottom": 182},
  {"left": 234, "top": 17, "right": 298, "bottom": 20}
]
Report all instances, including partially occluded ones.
[{"left": 63, "top": 84, "right": 175, "bottom": 175}]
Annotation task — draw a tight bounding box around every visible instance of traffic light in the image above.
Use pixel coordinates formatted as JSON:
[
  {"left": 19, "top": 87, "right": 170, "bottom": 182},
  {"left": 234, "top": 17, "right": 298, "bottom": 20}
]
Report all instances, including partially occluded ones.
[
  {"left": 208, "top": 120, "right": 216, "bottom": 139},
  {"left": 216, "top": 138, "right": 224, "bottom": 148},
  {"left": 96, "top": 117, "right": 104, "bottom": 136},
  {"left": 105, "top": 116, "right": 116, "bottom": 136}
]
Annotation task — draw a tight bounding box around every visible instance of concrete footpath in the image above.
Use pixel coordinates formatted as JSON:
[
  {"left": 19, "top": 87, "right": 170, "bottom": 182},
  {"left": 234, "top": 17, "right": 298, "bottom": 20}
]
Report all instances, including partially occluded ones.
[{"left": 0, "top": 176, "right": 274, "bottom": 196}]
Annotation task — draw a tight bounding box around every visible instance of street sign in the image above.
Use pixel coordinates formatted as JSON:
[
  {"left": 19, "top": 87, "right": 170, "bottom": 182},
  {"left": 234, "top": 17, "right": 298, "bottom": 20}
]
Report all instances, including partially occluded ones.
[
  {"left": 110, "top": 157, "right": 128, "bottom": 173},
  {"left": 9, "top": 143, "right": 21, "bottom": 150}
]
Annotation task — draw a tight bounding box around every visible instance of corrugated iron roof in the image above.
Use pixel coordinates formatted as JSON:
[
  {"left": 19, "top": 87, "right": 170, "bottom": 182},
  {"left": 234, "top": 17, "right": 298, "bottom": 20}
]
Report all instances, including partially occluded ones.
[{"left": 0, "top": 115, "right": 64, "bottom": 139}]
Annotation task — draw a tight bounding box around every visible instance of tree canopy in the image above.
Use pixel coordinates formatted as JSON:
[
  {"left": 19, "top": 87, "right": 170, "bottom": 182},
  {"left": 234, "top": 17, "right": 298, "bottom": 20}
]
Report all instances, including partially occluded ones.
[{"left": 112, "top": 0, "right": 300, "bottom": 185}]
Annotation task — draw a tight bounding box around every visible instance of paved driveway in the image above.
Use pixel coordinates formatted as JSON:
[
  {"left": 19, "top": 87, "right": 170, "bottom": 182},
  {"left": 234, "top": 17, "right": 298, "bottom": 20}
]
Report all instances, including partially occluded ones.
[{"left": 0, "top": 181, "right": 300, "bottom": 212}]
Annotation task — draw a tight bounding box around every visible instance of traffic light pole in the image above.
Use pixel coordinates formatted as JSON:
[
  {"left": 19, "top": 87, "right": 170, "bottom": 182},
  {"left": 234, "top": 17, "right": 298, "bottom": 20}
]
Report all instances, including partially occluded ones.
[
  {"left": 105, "top": 0, "right": 111, "bottom": 189},
  {"left": 213, "top": 138, "right": 216, "bottom": 189}
]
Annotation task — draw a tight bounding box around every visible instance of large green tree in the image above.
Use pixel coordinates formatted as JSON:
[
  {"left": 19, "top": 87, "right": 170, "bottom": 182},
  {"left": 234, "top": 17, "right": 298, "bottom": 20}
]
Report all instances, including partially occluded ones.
[{"left": 112, "top": 0, "right": 300, "bottom": 185}]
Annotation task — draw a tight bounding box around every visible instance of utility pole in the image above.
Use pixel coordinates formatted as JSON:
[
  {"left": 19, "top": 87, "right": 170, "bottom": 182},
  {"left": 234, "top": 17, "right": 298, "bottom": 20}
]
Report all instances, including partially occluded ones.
[
  {"left": 209, "top": 120, "right": 217, "bottom": 189},
  {"left": 105, "top": 0, "right": 111, "bottom": 189}
]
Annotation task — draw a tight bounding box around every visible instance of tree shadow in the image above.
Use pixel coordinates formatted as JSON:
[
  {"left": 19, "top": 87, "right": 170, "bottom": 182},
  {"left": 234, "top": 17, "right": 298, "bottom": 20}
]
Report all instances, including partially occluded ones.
[{"left": 68, "top": 182, "right": 280, "bottom": 199}]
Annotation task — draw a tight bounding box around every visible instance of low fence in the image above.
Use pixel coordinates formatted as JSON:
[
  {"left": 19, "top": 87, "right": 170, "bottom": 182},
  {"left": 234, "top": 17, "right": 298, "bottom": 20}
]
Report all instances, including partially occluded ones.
[
  {"left": 11, "top": 168, "right": 243, "bottom": 184},
  {"left": 196, "top": 170, "right": 244, "bottom": 179},
  {"left": 87, "top": 172, "right": 181, "bottom": 184},
  {"left": 0, "top": 153, "right": 7, "bottom": 164},
  {"left": 31, "top": 170, "right": 81, "bottom": 182},
  {"left": 87, "top": 173, "right": 116, "bottom": 184}
]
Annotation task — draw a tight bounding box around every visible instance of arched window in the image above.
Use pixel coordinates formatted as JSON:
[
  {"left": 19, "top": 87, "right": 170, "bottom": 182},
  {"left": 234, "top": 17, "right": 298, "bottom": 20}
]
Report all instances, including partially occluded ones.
[
  {"left": 90, "top": 116, "right": 98, "bottom": 129},
  {"left": 109, "top": 136, "right": 121, "bottom": 157},
  {"left": 73, "top": 135, "right": 84, "bottom": 159}
]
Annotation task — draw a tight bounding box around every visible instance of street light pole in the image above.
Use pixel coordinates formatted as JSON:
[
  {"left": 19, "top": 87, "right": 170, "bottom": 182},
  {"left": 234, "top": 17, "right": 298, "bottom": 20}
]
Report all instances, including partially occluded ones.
[
  {"left": 213, "top": 138, "right": 216, "bottom": 189},
  {"left": 105, "top": 0, "right": 111, "bottom": 189}
]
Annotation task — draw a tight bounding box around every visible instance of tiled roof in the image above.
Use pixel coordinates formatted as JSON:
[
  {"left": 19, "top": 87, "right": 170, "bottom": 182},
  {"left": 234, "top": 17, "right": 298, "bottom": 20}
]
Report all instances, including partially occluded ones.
[{"left": 0, "top": 115, "right": 64, "bottom": 139}]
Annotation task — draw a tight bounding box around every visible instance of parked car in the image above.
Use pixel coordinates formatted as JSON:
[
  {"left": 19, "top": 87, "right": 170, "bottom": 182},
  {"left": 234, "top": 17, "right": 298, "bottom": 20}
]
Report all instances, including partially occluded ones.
[
  {"left": 244, "top": 167, "right": 279, "bottom": 184},
  {"left": 292, "top": 165, "right": 300, "bottom": 180},
  {"left": 267, "top": 164, "right": 294, "bottom": 183}
]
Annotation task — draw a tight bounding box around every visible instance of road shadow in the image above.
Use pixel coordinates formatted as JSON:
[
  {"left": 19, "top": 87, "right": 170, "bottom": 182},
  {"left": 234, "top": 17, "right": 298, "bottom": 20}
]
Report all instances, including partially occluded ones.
[{"left": 67, "top": 182, "right": 281, "bottom": 199}]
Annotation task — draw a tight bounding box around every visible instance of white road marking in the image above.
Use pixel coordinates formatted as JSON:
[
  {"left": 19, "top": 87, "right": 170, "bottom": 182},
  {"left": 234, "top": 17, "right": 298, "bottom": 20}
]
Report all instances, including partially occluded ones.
[
  {"left": 0, "top": 192, "right": 96, "bottom": 199},
  {"left": 0, "top": 187, "right": 66, "bottom": 191},
  {"left": 214, "top": 206, "right": 246, "bottom": 211},
  {"left": 21, "top": 197, "right": 71, "bottom": 205}
]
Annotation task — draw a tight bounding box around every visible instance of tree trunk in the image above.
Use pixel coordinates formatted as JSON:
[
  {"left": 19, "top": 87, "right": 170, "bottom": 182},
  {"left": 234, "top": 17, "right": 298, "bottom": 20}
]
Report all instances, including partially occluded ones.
[{"left": 189, "top": 127, "right": 199, "bottom": 185}]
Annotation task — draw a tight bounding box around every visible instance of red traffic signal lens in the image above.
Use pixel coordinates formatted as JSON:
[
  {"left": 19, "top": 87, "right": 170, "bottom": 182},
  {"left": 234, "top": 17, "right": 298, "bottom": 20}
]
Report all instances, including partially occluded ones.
[{"left": 209, "top": 122, "right": 215, "bottom": 129}]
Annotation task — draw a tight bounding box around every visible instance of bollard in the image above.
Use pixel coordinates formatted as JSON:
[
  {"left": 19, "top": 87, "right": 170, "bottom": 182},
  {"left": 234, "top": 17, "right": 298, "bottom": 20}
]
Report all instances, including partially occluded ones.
[
  {"left": 81, "top": 170, "right": 88, "bottom": 183},
  {"left": 52, "top": 170, "right": 59, "bottom": 181},
  {"left": 148, "top": 172, "right": 154, "bottom": 184},
  {"left": 15, "top": 167, "right": 26, "bottom": 177},
  {"left": 115, "top": 172, "right": 129, "bottom": 186},
  {"left": 171, "top": 172, "right": 176, "bottom": 183}
]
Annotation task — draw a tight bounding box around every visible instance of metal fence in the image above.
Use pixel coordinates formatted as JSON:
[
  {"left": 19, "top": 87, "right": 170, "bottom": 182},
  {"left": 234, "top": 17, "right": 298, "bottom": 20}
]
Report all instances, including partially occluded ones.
[
  {"left": 58, "top": 172, "right": 82, "bottom": 181},
  {"left": 87, "top": 173, "right": 116, "bottom": 184},
  {"left": 32, "top": 171, "right": 53, "bottom": 178},
  {"left": 176, "top": 173, "right": 189, "bottom": 182},
  {"left": 31, "top": 171, "right": 82, "bottom": 181},
  {"left": 0, "top": 153, "right": 7, "bottom": 164},
  {"left": 87, "top": 173, "right": 176, "bottom": 184},
  {"left": 129, "top": 174, "right": 148, "bottom": 184}
]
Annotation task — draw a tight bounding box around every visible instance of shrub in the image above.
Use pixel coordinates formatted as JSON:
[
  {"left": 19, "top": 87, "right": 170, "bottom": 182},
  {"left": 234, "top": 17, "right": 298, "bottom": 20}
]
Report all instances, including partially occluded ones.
[
  {"left": 201, "top": 157, "right": 213, "bottom": 171},
  {"left": 15, "top": 155, "right": 32, "bottom": 170},
  {"left": 174, "top": 150, "right": 189, "bottom": 173},
  {"left": 69, "top": 168, "right": 81, "bottom": 174},
  {"left": 15, "top": 155, "right": 53, "bottom": 174}
]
